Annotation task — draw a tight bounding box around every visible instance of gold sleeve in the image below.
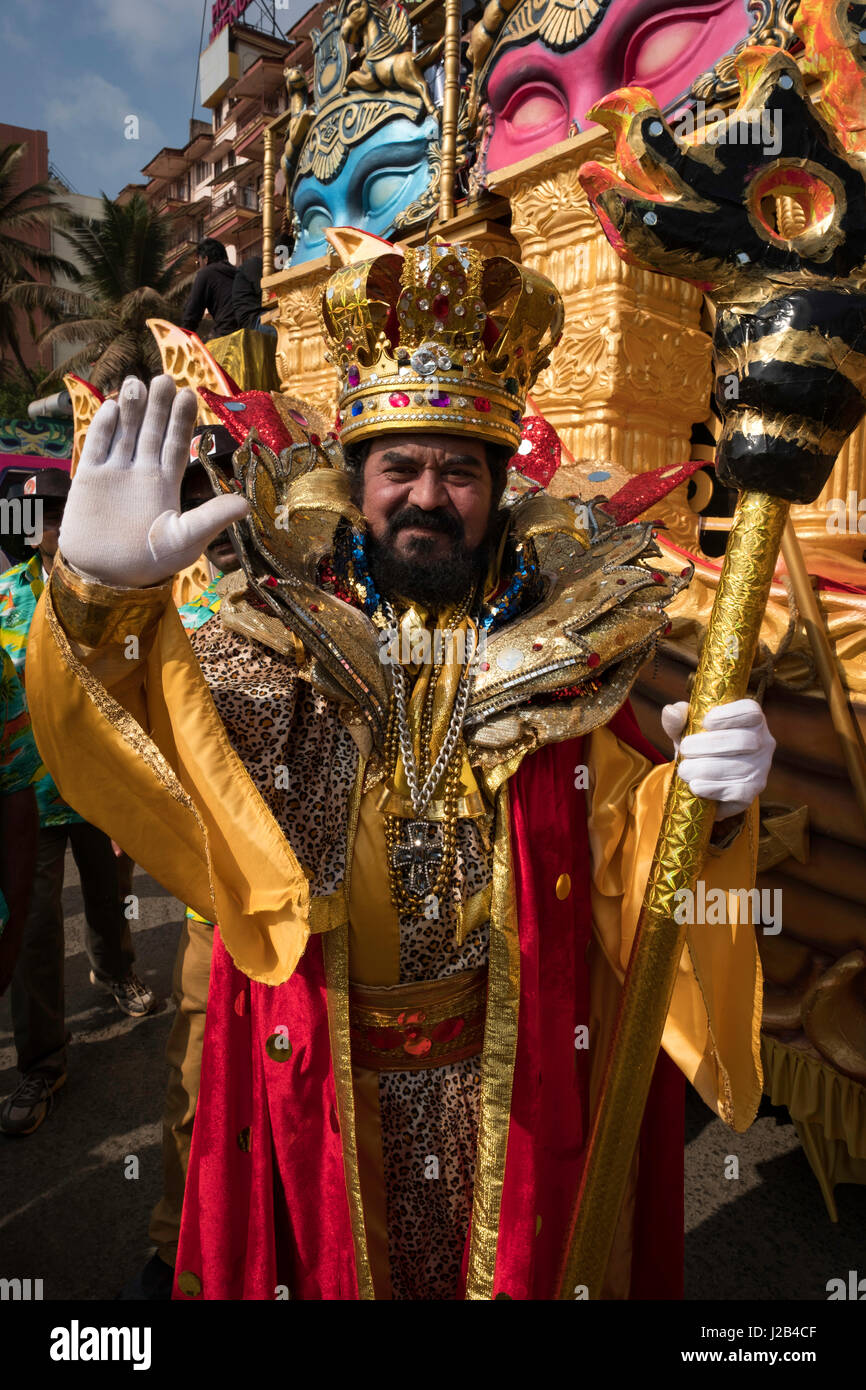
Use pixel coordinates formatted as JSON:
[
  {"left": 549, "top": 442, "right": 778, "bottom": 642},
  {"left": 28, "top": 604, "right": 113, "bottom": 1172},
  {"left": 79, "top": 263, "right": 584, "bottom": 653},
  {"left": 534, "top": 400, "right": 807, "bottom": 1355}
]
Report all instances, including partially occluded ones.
[
  {"left": 587, "top": 724, "right": 763, "bottom": 1132},
  {"left": 26, "top": 554, "right": 310, "bottom": 984},
  {"left": 45, "top": 554, "right": 174, "bottom": 723}
]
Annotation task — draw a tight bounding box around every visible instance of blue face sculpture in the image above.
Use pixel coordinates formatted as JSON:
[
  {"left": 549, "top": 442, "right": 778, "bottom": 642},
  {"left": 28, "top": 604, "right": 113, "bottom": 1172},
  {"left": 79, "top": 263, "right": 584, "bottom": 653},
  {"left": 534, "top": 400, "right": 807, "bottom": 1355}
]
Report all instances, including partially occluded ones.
[
  {"left": 282, "top": 1, "right": 443, "bottom": 268},
  {"left": 291, "top": 114, "right": 438, "bottom": 266}
]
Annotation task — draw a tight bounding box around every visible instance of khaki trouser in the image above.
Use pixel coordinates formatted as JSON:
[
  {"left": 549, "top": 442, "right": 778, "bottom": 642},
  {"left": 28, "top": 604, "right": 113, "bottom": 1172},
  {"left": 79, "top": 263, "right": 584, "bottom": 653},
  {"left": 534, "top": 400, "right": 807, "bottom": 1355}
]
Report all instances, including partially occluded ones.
[{"left": 148, "top": 916, "right": 214, "bottom": 1265}]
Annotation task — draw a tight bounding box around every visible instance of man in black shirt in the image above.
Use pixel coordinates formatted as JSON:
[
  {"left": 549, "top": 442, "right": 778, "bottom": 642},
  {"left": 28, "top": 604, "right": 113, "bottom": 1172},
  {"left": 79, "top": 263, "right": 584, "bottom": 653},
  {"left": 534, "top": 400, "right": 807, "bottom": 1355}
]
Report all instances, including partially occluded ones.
[
  {"left": 232, "top": 251, "right": 287, "bottom": 336},
  {"left": 182, "top": 239, "right": 238, "bottom": 337}
]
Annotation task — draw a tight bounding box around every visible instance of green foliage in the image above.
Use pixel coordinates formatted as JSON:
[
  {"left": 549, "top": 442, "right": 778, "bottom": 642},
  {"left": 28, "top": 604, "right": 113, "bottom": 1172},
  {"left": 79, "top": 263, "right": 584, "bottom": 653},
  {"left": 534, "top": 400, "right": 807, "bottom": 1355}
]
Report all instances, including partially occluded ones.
[
  {"left": 0, "top": 366, "right": 50, "bottom": 418},
  {"left": 0, "top": 142, "right": 75, "bottom": 385},
  {"left": 5, "top": 192, "right": 190, "bottom": 393}
]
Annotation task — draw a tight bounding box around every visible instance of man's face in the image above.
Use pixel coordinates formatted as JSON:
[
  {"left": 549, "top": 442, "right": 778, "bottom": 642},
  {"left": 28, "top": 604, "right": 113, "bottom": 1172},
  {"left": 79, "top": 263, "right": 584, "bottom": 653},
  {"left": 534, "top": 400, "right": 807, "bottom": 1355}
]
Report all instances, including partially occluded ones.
[
  {"left": 37, "top": 500, "right": 66, "bottom": 564},
  {"left": 361, "top": 433, "right": 495, "bottom": 608},
  {"left": 181, "top": 468, "right": 239, "bottom": 572}
]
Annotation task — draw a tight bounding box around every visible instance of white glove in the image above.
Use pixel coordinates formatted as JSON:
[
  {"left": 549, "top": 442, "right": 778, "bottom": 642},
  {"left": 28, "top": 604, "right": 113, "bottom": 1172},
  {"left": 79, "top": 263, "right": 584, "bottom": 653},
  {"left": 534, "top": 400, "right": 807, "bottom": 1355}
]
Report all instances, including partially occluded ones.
[
  {"left": 660, "top": 698, "right": 775, "bottom": 820},
  {"left": 59, "top": 374, "right": 249, "bottom": 588}
]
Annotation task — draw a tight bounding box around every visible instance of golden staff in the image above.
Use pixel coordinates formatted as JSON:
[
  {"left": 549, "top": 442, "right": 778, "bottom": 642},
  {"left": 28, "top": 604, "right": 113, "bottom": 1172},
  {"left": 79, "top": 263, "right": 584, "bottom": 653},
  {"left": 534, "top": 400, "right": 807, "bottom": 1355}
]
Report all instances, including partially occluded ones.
[
  {"left": 559, "top": 492, "right": 787, "bottom": 1299},
  {"left": 556, "top": 38, "right": 866, "bottom": 1298},
  {"left": 438, "top": 0, "right": 462, "bottom": 223}
]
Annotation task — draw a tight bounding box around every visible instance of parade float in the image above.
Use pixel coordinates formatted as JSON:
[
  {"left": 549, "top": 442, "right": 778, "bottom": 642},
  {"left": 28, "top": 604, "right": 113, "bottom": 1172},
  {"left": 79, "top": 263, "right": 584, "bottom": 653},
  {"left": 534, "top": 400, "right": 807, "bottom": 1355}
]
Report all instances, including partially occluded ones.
[{"left": 68, "top": 0, "right": 866, "bottom": 1238}]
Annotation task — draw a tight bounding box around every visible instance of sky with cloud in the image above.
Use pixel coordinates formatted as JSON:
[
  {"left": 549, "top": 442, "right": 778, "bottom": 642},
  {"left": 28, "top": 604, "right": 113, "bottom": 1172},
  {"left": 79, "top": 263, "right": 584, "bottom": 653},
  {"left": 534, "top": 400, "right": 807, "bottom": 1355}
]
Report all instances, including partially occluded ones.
[{"left": 0, "top": 0, "right": 274, "bottom": 197}]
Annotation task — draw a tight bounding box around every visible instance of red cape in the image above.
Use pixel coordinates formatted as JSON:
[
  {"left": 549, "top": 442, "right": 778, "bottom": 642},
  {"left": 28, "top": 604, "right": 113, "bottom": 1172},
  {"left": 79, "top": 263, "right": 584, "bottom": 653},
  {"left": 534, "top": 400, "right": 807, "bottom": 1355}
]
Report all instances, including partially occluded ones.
[{"left": 175, "top": 703, "right": 683, "bottom": 1299}]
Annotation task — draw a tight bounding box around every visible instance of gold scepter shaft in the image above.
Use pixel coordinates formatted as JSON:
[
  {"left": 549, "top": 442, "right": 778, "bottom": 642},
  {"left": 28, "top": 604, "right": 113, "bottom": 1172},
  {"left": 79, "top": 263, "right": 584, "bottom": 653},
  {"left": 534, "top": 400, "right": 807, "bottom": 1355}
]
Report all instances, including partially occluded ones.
[{"left": 557, "top": 488, "right": 789, "bottom": 1298}]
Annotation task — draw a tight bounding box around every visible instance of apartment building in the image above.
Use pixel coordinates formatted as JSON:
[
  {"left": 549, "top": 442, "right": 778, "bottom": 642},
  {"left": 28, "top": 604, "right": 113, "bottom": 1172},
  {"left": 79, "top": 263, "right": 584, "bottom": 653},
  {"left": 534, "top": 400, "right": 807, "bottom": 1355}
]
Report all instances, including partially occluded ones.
[{"left": 118, "top": 13, "right": 326, "bottom": 271}]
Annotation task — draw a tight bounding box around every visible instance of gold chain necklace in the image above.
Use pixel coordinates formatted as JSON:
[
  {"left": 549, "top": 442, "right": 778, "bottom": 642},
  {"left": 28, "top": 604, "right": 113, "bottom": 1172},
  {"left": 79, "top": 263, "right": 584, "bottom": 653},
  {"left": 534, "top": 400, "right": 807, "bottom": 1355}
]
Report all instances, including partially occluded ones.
[{"left": 382, "top": 590, "right": 475, "bottom": 914}]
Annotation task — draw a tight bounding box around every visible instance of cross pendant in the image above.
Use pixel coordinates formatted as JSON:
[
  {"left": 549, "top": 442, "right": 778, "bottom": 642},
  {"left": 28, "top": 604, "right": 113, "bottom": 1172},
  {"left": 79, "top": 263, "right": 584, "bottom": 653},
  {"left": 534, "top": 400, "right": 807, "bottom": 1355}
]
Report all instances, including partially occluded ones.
[{"left": 391, "top": 819, "right": 443, "bottom": 899}]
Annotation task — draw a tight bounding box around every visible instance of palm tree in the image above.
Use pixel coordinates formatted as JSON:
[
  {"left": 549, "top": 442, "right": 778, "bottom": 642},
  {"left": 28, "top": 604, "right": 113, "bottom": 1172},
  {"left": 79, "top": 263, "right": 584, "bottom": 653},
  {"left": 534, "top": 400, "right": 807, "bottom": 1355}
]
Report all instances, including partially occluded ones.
[
  {"left": 0, "top": 142, "right": 75, "bottom": 386},
  {"left": 7, "top": 193, "right": 191, "bottom": 392}
]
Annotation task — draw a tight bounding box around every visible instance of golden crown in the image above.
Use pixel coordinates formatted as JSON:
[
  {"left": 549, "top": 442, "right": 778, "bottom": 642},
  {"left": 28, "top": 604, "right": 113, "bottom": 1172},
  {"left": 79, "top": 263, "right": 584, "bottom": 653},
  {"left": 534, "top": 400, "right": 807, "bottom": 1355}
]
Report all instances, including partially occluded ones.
[{"left": 321, "top": 240, "right": 564, "bottom": 452}]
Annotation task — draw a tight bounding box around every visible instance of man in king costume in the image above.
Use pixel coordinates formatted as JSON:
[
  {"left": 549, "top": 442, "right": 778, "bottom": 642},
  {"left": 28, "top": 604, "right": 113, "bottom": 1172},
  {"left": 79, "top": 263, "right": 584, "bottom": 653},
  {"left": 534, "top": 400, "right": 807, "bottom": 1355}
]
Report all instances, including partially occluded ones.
[{"left": 26, "top": 239, "right": 773, "bottom": 1300}]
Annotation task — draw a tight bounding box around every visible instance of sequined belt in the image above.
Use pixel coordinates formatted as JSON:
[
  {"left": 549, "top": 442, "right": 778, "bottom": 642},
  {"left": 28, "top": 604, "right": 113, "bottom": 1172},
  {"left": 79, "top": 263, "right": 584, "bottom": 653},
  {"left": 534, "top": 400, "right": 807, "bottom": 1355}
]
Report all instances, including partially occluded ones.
[{"left": 349, "top": 968, "right": 487, "bottom": 1072}]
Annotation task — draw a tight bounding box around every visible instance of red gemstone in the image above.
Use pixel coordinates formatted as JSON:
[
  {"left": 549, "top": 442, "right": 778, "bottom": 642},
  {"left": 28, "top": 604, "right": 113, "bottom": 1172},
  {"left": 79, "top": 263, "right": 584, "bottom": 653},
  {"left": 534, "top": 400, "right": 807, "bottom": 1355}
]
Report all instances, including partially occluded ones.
[
  {"left": 532, "top": 641, "right": 544, "bottom": 650},
  {"left": 310, "top": 433, "right": 321, "bottom": 446},
  {"left": 680, "top": 567, "right": 691, "bottom": 577},
  {"left": 389, "top": 391, "right": 410, "bottom": 407},
  {"left": 516, "top": 346, "right": 524, "bottom": 357},
  {"left": 616, "top": 578, "right": 626, "bottom": 586},
  {"left": 264, "top": 575, "right": 278, "bottom": 589},
  {"left": 431, "top": 1017, "right": 465, "bottom": 1044},
  {"left": 651, "top": 571, "right": 665, "bottom": 584},
  {"left": 474, "top": 397, "right": 491, "bottom": 412},
  {"left": 664, "top": 622, "right": 673, "bottom": 635},
  {"left": 432, "top": 293, "right": 450, "bottom": 320},
  {"left": 480, "top": 662, "right": 490, "bottom": 671},
  {"left": 345, "top": 340, "right": 353, "bottom": 350},
  {"left": 309, "top": 603, "right": 320, "bottom": 612},
  {"left": 587, "top": 652, "right": 601, "bottom": 668}
]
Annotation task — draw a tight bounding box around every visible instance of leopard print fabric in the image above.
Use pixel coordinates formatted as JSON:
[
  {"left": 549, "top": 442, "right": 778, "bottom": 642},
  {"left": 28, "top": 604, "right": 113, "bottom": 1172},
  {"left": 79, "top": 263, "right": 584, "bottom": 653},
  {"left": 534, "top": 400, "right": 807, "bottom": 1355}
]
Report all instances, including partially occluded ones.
[
  {"left": 190, "top": 618, "right": 359, "bottom": 900},
  {"left": 380, "top": 817, "right": 493, "bottom": 1298},
  {"left": 380, "top": 1056, "right": 482, "bottom": 1300}
]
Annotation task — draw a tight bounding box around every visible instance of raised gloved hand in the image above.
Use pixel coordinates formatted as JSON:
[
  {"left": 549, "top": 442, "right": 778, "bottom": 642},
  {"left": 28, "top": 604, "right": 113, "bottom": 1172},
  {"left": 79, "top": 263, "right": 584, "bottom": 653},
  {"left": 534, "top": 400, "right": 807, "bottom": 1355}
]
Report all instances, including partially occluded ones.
[
  {"left": 660, "top": 698, "right": 775, "bottom": 820},
  {"left": 59, "top": 374, "right": 249, "bottom": 588}
]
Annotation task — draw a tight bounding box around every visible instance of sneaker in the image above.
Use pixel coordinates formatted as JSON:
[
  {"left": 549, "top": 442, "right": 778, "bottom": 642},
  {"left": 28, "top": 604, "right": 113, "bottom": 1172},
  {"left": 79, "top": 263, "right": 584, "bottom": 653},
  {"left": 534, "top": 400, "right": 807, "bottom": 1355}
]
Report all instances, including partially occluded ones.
[
  {"left": 89, "top": 969, "right": 160, "bottom": 1018},
  {"left": 0, "top": 1072, "right": 67, "bottom": 1136},
  {"left": 117, "top": 1252, "right": 175, "bottom": 1301}
]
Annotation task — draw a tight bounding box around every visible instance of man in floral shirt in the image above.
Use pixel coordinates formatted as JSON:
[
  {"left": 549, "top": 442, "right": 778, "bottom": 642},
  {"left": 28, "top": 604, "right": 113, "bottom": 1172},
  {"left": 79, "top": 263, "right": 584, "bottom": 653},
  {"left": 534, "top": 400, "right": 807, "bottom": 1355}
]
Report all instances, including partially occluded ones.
[{"left": 0, "top": 469, "right": 158, "bottom": 1138}]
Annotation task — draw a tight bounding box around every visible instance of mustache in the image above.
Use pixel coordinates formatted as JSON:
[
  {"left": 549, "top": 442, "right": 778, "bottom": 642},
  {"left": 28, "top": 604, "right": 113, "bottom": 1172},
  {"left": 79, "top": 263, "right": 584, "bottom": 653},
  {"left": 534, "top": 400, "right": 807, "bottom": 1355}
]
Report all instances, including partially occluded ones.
[{"left": 386, "top": 506, "right": 463, "bottom": 542}]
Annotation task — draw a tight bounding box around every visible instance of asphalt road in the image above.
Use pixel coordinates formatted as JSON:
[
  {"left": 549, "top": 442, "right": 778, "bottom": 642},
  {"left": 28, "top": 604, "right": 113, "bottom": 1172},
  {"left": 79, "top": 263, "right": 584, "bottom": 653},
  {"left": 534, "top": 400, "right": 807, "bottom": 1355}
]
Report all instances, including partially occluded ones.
[{"left": 0, "top": 854, "right": 863, "bottom": 1301}]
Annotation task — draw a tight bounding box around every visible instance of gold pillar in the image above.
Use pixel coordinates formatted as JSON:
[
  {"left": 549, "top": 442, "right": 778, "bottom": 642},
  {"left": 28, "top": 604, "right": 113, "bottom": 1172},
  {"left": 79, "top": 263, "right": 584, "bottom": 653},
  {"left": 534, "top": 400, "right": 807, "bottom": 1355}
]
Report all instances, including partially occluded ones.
[
  {"left": 262, "top": 126, "right": 275, "bottom": 284},
  {"left": 490, "top": 135, "right": 712, "bottom": 548},
  {"left": 262, "top": 255, "right": 338, "bottom": 420},
  {"left": 790, "top": 431, "right": 866, "bottom": 558},
  {"left": 438, "top": 0, "right": 462, "bottom": 223}
]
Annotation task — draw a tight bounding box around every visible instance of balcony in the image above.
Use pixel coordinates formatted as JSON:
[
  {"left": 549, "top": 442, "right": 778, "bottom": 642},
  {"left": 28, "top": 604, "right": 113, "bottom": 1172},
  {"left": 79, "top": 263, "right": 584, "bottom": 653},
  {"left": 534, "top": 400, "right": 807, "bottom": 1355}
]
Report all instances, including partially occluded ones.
[
  {"left": 209, "top": 123, "right": 238, "bottom": 163},
  {"left": 231, "top": 55, "right": 287, "bottom": 101},
  {"left": 166, "top": 236, "right": 198, "bottom": 266},
  {"left": 235, "top": 101, "right": 284, "bottom": 159},
  {"left": 142, "top": 147, "right": 189, "bottom": 180},
  {"left": 154, "top": 190, "right": 190, "bottom": 216},
  {"left": 204, "top": 183, "right": 260, "bottom": 234}
]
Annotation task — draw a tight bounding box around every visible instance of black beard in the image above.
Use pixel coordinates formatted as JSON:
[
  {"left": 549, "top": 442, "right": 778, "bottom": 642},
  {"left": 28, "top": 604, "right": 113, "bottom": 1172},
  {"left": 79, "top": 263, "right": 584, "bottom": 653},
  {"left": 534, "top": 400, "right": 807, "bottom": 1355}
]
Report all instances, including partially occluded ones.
[{"left": 367, "top": 506, "right": 488, "bottom": 609}]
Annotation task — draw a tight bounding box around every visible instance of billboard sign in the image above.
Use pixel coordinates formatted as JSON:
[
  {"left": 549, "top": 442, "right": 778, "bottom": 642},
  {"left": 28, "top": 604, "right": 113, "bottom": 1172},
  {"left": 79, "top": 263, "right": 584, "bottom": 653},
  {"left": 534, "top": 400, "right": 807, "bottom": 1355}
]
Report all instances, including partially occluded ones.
[{"left": 210, "top": 0, "right": 253, "bottom": 43}]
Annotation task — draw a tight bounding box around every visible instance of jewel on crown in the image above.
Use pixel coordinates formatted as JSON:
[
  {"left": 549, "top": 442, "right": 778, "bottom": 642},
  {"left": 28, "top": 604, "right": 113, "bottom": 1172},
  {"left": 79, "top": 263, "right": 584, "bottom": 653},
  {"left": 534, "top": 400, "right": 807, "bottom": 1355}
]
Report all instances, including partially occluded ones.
[{"left": 321, "top": 239, "right": 564, "bottom": 452}]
